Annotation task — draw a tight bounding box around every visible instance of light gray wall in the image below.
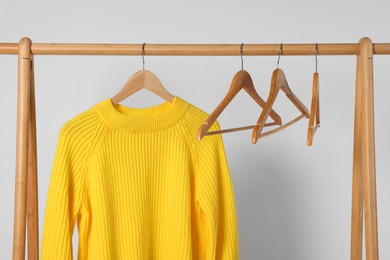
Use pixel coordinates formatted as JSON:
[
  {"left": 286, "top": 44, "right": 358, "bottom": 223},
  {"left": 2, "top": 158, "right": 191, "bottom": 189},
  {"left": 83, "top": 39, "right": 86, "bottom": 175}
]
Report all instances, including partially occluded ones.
[{"left": 1, "top": 0, "right": 389, "bottom": 259}]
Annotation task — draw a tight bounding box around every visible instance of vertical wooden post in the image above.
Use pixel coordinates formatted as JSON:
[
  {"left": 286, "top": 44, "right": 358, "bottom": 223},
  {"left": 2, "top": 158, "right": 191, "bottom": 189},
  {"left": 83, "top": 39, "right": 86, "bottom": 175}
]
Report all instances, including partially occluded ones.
[
  {"left": 360, "top": 37, "right": 379, "bottom": 260},
  {"left": 351, "top": 39, "right": 364, "bottom": 260},
  {"left": 351, "top": 37, "right": 379, "bottom": 260},
  {"left": 12, "top": 37, "right": 32, "bottom": 260},
  {"left": 26, "top": 54, "right": 39, "bottom": 260}
]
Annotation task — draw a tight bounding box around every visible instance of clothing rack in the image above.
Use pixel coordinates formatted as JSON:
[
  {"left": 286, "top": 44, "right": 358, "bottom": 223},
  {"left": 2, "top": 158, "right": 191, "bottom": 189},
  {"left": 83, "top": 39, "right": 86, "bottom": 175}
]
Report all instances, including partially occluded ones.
[{"left": 0, "top": 37, "right": 386, "bottom": 260}]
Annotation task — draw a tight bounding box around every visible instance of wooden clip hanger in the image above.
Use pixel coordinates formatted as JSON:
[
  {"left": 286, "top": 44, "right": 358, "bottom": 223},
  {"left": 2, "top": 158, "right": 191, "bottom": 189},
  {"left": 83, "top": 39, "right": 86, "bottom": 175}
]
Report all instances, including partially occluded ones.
[
  {"left": 197, "top": 43, "right": 282, "bottom": 141},
  {"left": 111, "top": 43, "right": 174, "bottom": 105},
  {"left": 252, "top": 44, "right": 309, "bottom": 144},
  {"left": 307, "top": 44, "right": 320, "bottom": 146}
]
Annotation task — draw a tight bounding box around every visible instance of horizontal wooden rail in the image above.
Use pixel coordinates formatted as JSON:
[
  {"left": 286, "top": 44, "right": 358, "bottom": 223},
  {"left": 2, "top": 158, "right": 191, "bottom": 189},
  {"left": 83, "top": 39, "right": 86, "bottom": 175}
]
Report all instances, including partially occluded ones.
[{"left": 1, "top": 42, "right": 390, "bottom": 56}]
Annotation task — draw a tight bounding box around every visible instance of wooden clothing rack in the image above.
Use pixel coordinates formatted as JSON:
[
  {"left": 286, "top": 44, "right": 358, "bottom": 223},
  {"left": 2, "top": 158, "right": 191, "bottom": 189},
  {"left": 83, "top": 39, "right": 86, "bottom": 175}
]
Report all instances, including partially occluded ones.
[{"left": 0, "top": 37, "right": 388, "bottom": 260}]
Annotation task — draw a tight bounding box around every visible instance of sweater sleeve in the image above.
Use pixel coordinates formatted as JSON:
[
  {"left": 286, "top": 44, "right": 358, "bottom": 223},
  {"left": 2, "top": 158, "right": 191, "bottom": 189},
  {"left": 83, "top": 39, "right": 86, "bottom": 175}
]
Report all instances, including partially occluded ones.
[
  {"left": 195, "top": 121, "right": 239, "bottom": 260},
  {"left": 41, "top": 124, "right": 88, "bottom": 260}
]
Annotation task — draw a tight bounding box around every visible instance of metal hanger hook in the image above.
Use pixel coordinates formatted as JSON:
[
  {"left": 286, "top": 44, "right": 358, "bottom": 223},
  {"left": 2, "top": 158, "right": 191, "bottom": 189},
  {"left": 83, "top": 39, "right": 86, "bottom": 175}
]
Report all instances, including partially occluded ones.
[
  {"left": 240, "top": 43, "right": 244, "bottom": 70},
  {"left": 141, "top": 43, "right": 146, "bottom": 70},
  {"left": 315, "top": 42, "right": 318, "bottom": 72},
  {"left": 277, "top": 43, "right": 283, "bottom": 69}
]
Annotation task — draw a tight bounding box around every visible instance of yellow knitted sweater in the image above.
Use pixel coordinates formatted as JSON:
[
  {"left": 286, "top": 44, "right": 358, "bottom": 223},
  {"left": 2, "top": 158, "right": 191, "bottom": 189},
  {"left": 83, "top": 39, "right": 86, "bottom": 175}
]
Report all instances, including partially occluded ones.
[{"left": 41, "top": 96, "right": 239, "bottom": 260}]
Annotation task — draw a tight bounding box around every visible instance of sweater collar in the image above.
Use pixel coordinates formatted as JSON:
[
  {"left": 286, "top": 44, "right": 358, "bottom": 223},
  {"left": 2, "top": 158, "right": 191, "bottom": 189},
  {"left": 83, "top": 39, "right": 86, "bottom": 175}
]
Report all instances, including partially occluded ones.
[{"left": 95, "top": 96, "right": 189, "bottom": 132}]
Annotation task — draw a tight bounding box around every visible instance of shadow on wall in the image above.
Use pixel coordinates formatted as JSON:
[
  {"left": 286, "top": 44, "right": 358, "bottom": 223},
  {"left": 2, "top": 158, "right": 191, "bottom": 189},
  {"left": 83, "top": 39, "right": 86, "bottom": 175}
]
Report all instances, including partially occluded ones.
[{"left": 232, "top": 146, "right": 299, "bottom": 259}]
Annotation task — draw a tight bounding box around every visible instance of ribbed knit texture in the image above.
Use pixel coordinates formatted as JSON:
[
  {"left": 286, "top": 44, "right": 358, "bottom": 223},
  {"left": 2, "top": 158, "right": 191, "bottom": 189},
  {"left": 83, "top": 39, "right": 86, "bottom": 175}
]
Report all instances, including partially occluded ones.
[{"left": 41, "top": 96, "right": 239, "bottom": 260}]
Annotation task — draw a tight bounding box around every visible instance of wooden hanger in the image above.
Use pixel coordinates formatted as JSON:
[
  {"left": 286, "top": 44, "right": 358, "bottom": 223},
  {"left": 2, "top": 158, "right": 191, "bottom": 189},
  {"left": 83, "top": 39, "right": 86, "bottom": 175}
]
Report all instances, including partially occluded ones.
[
  {"left": 197, "top": 70, "right": 282, "bottom": 140},
  {"left": 111, "top": 43, "right": 174, "bottom": 105},
  {"left": 197, "top": 44, "right": 282, "bottom": 141},
  {"left": 252, "top": 68, "right": 310, "bottom": 144},
  {"left": 307, "top": 45, "right": 320, "bottom": 146},
  {"left": 307, "top": 72, "right": 320, "bottom": 145}
]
